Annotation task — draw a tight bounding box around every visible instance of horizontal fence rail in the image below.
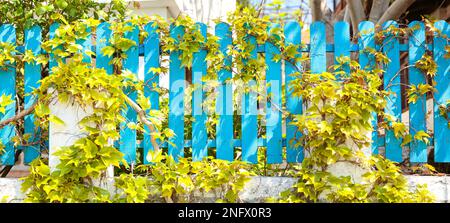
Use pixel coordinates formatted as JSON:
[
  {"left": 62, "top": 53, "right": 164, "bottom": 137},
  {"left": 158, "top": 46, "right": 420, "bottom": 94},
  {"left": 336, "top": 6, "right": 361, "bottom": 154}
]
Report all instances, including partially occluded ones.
[{"left": 0, "top": 20, "right": 449, "bottom": 166}]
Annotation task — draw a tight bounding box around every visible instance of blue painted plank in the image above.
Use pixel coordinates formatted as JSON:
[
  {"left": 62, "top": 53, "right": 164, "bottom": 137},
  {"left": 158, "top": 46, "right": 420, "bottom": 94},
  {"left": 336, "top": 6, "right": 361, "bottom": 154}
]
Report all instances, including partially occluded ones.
[
  {"left": 408, "top": 21, "right": 427, "bottom": 163},
  {"left": 120, "top": 24, "right": 139, "bottom": 164},
  {"left": 358, "top": 21, "right": 376, "bottom": 70},
  {"left": 143, "top": 22, "right": 160, "bottom": 164},
  {"left": 215, "top": 22, "right": 234, "bottom": 161},
  {"left": 0, "top": 25, "right": 16, "bottom": 165},
  {"left": 310, "top": 22, "right": 326, "bottom": 74},
  {"left": 383, "top": 21, "right": 402, "bottom": 162},
  {"left": 96, "top": 22, "right": 113, "bottom": 74},
  {"left": 139, "top": 136, "right": 394, "bottom": 150},
  {"left": 77, "top": 27, "right": 92, "bottom": 63},
  {"left": 23, "top": 26, "right": 42, "bottom": 164},
  {"left": 49, "top": 23, "right": 60, "bottom": 72},
  {"left": 433, "top": 20, "right": 450, "bottom": 162},
  {"left": 334, "top": 21, "right": 350, "bottom": 75},
  {"left": 284, "top": 21, "right": 303, "bottom": 163},
  {"left": 95, "top": 23, "right": 118, "bottom": 151},
  {"left": 265, "top": 23, "right": 282, "bottom": 164},
  {"left": 241, "top": 35, "right": 258, "bottom": 164},
  {"left": 192, "top": 23, "right": 208, "bottom": 161},
  {"left": 358, "top": 21, "right": 379, "bottom": 155},
  {"left": 168, "top": 25, "right": 186, "bottom": 161}
]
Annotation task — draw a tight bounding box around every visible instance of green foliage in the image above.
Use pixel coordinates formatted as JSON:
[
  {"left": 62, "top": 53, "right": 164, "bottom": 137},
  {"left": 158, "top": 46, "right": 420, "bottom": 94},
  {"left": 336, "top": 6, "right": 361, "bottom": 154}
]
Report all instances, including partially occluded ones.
[
  {"left": 274, "top": 156, "right": 436, "bottom": 203},
  {"left": 0, "top": 0, "right": 129, "bottom": 157},
  {"left": 0, "top": 2, "right": 443, "bottom": 203},
  {"left": 0, "top": 140, "right": 5, "bottom": 155},
  {"left": 20, "top": 18, "right": 151, "bottom": 203},
  {"left": 0, "top": 0, "right": 128, "bottom": 44},
  {"left": 273, "top": 45, "right": 436, "bottom": 203},
  {"left": 288, "top": 63, "right": 385, "bottom": 168},
  {"left": 21, "top": 158, "right": 113, "bottom": 202},
  {"left": 415, "top": 54, "right": 437, "bottom": 77},
  {"left": 0, "top": 42, "right": 17, "bottom": 67},
  {"left": 0, "top": 94, "right": 14, "bottom": 115},
  {"left": 114, "top": 174, "right": 150, "bottom": 203},
  {"left": 251, "top": 147, "right": 297, "bottom": 177},
  {"left": 136, "top": 151, "right": 254, "bottom": 203},
  {"left": 18, "top": 15, "right": 254, "bottom": 203}
]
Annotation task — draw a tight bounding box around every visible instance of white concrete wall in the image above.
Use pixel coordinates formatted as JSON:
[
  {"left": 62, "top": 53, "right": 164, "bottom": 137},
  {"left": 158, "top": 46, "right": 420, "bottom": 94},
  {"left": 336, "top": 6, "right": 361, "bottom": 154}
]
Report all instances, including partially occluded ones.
[
  {"left": 3, "top": 176, "right": 450, "bottom": 203},
  {"left": 175, "top": 0, "right": 236, "bottom": 27},
  {"left": 95, "top": 0, "right": 180, "bottom": 19},
  {"left": 127, "top": 0, "right": 181, "bottom": 18},
  {"left": 48, "top": 95, "right": 92, "bottom": 171}
]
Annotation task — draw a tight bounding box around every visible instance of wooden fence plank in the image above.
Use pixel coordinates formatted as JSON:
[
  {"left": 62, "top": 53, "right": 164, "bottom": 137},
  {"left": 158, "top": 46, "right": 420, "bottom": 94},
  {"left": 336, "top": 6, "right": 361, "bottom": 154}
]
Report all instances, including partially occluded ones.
[
  {"left": 192, "top": 22, "right": 207, "bottom": 161},
  {"left": 310, "top": 21, "right": 326, "bottom": 74},
  {"left": 168, "top": 25, "right": 186, "bottom": 161},
  {"left": 0, "top": 24, "right": 16, "bottom": 165},
  {"left": 143, "top": 22, "right": 160, "bottom": 164},
  {"left": 96, "top": 22, "right": 113, "bottom": 74},
  {"left": 120, "top": 24, "right": 139, "bottom": 164},
  {"left": 241, "top": 35, "right": 258, "bottom": 164},
  {"left": 433, "top": 20, "right": 450, "bottom": 162},
  {"left": 49, "top": 23, "right": 60, "bottom": 72},
  {"left": 334, "top": 21, "right": 350, "bottom": 75},
  {"left": 284, "top": 21, "right": 303, "bottom": 163},
  {"left": 266, "top": 23, "right": 282, "bottom": 164},
  {"left": 383, "top": 21, "right": 402, "bottom": 162},
  {"left": 23, "top": 25, "right": 42, "bottom": 164},
  {"left": 77, "top": 27, "right": 92, "bottom": 63},
  {"left": 215, "top": 22, "right": 234, "bottom": 161},
  {"left": 6, "top": 21, "right": 450, "bottom": 165},
  {"left": 358, "top": 21, "right": 378, "bottom": 155},
  {"left": 409, "top": 21, "right": 427, "bottom": 163}
]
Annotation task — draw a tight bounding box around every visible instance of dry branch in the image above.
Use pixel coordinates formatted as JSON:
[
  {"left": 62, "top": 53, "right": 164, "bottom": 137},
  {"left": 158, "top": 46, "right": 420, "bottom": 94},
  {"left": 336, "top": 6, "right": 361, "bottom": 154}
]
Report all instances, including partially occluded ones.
[
  {"left": 0, "top": 95, "right": 161, "bottom": 154},
  {"left": 377, "top": 0, "right": 416, "bottom": 26},
  {"left": 369, "top": 0, "right": 390, "bottom": 23},
  {"left": 347, "top": 0, "right": 366, "bottom": 32},
  {"left": 123, "top": 95, "right": 161, "bottom": 152},
  {"left": 0, "top": 101, "right": 38, "bottom": 129}
]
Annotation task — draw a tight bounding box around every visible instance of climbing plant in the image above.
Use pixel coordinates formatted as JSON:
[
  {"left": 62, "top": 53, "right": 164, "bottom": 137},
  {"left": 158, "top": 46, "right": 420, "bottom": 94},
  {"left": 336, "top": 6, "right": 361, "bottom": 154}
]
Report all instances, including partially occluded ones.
[
  {"left": 271, "top": 56, "right": 435, "bottom": 202},
  {"left": 13, "top": 13, "right": 255, "bottom": 202},
  {"left": 0, "top": 1, "right": 448, "bottom": 203},
  {"left": 0, "top": 0, "right": 129, "bottom": 167}
]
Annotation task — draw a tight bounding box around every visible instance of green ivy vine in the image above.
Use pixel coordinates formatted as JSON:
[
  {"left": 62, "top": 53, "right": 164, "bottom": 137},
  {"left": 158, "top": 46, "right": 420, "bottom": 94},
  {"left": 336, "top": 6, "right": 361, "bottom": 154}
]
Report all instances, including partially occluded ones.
[{"left": 0, "top": 1, "right": 448, "bottom": 203}]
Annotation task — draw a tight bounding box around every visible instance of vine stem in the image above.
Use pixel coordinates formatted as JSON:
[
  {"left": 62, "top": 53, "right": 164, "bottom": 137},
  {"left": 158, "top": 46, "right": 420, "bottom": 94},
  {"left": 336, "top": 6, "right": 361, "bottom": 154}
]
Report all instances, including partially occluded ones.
[
  {"left": 0, "top": 95, "right": 161, "bottom": 155},
  {"left": 0, "top": 100, "right": 38, "bottom": 129},
  {"left": 123, "top": 95, "right": 160, "bottom": 153}
]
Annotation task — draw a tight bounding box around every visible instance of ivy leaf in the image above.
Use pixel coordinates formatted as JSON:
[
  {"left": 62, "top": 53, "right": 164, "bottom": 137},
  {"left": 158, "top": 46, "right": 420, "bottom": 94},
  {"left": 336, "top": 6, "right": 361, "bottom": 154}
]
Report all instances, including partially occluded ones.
[
  {"left": 0, "top": 94, "right": 14, "bottom": 115},
  {"left": 48, "top": 115, "right": 65, "bottom": 126},
  {"left": 146, "top": 150, "right": 163, "bottom": 163},
  {"left": 414, "top": 130, "right": 430, "bottom": 145},
  {"left": 101, "top": 46, "right": 115, "bottom": 58},
  {"left": 392, "top": 122, "right": 407, "bottom": 138},
  {"left": 127, "top": 122, "right": 138, "bottom": 130},
  {"left": 401, "top": 134, "right": 412, "bottom": 146}
]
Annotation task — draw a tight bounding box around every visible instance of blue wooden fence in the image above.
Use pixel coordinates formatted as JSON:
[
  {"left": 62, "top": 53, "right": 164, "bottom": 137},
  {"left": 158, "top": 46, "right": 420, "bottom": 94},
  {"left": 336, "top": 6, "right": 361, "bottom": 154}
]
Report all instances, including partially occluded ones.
[{"left": 0, "top": 20, "right": 449, "bottom": 166}]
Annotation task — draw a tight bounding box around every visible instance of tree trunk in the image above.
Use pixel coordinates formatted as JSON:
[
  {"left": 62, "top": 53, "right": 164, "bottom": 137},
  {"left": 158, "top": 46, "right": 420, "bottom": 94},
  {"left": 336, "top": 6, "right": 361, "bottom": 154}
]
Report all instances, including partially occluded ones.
[
  {"left": 377, "top": 0, "right": 416, "bottom": 26},
  {"left": 310, "top": 0, "right": 324, "bottom": 21},
  {"left": 368, "top": 0, "right": 390, "bottom": 23},
  {"left": 347, "top": 0, "right": 366, "bottom": 33},
  {"left": 344, "top": 5, "right": 351, "bottom": 24}
]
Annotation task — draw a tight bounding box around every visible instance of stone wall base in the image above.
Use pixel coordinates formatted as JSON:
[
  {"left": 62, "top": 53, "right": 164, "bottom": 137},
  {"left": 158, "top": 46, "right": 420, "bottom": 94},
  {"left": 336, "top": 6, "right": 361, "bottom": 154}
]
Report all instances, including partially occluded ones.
[{"left": 1, "top": 175, "right": 448, "bottom": 203}]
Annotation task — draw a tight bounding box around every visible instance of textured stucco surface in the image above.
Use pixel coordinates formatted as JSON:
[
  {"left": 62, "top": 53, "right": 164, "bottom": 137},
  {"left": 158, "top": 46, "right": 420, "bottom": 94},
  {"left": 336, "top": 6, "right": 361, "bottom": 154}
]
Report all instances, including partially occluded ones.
[
  {"left": 405, "top": 175, "right": 450, "bottom": 203},
  {"left": 1, "top": 175, "right": 449, "bottom": 203},
  {"left": 0, "top": 178, "right": 25, "bottom": 203}
]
